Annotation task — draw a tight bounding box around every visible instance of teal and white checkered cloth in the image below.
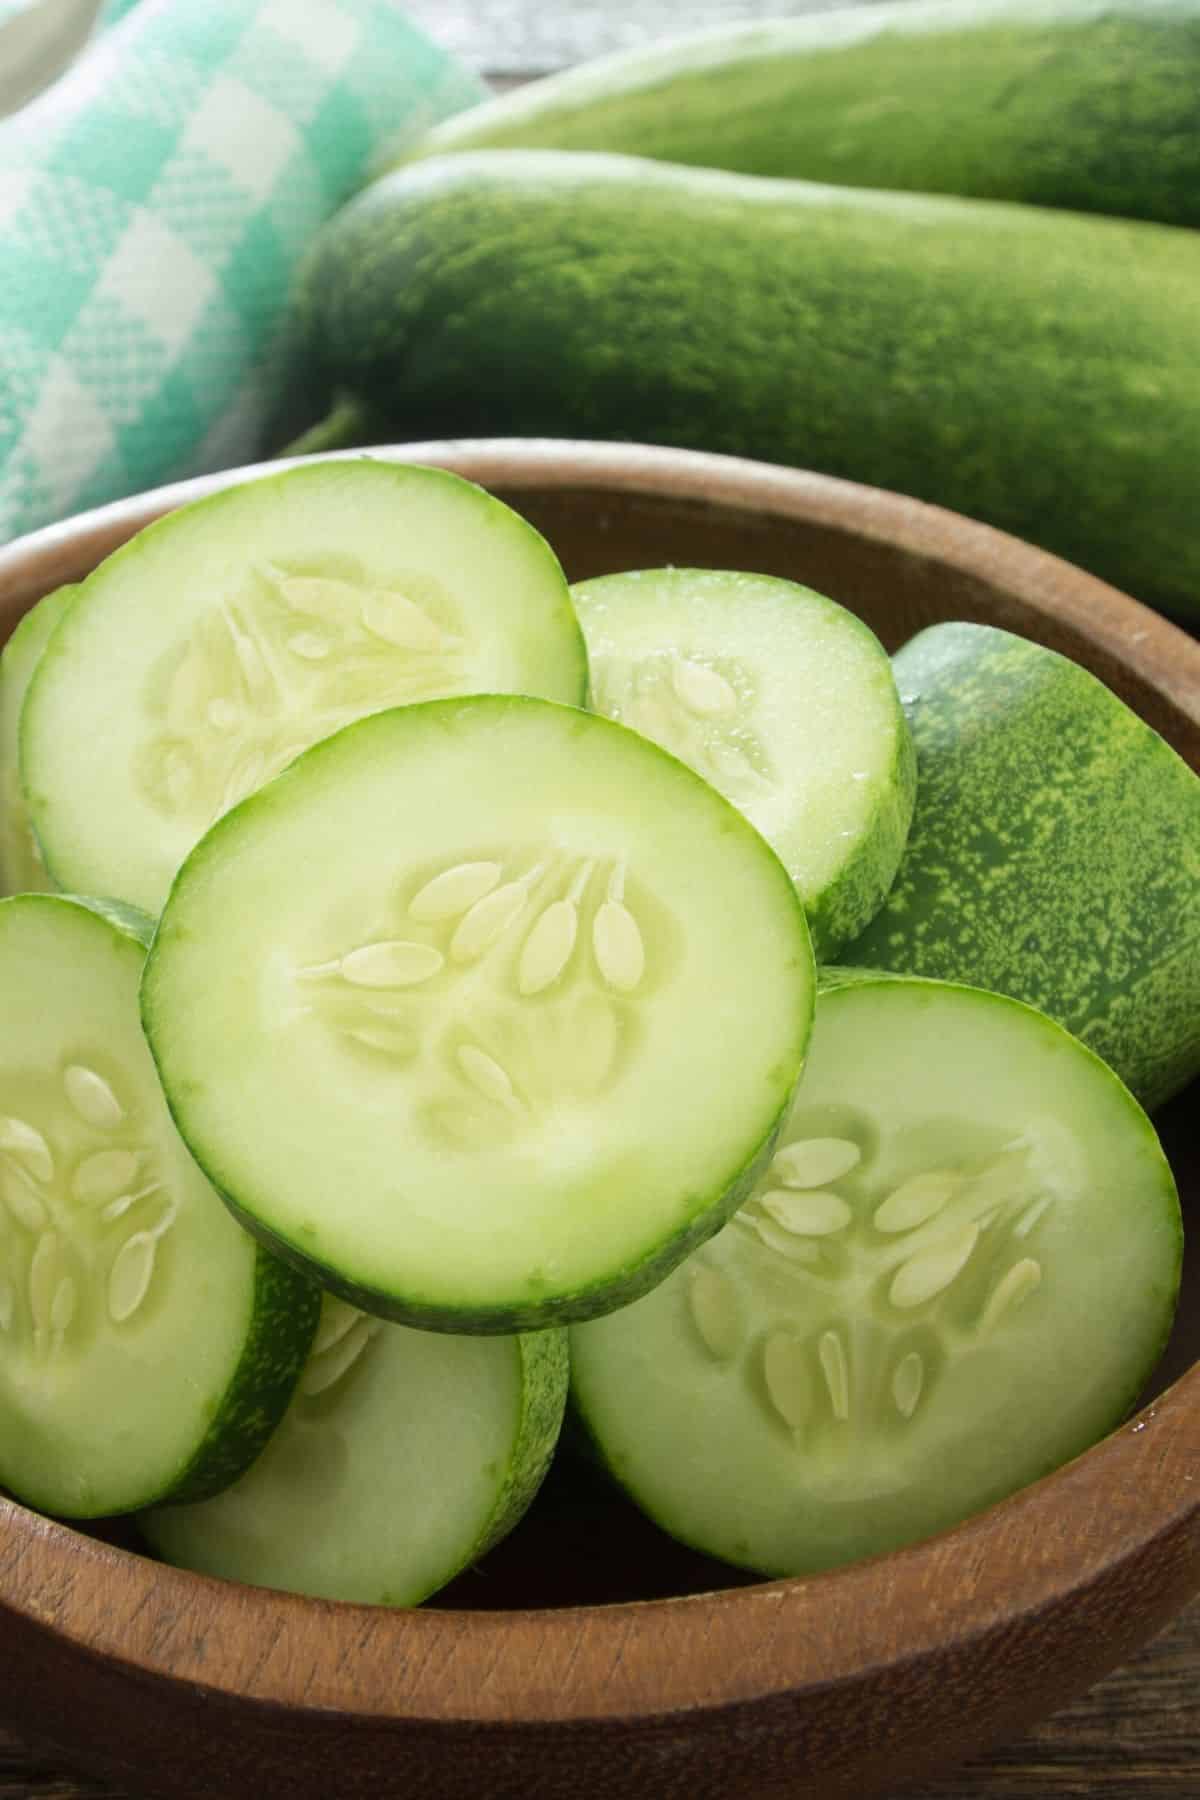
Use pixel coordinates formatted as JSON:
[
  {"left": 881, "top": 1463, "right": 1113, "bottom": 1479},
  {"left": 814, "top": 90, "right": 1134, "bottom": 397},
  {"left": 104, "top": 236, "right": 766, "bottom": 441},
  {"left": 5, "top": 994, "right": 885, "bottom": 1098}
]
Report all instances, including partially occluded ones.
[{"left": 0, "top": 0, "right": 485, "bottom": 543}]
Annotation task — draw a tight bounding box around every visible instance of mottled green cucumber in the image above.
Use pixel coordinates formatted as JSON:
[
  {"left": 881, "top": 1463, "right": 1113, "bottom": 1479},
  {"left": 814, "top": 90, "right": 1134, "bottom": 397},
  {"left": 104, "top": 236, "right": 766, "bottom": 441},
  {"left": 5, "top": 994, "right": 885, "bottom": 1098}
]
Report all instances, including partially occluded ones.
[
  {"left": 569, "top": 970, "right": 1182, "bottom": 1578},
  {"left": 0, "top": 584, "right": 74, "bottom": 895},
  {"left": 141, "top": 1296, "right": 568, "bottom": 1606},
  {"left": 291, "top": 152, "right": 1200, "bottom": 623},
  {"left": 0, "top": 894, "right": 319, "bottom": 1518},
  {"left": 845, "top": 623, "right": 1200, "bottom": 1110},
  {"left": 394, "top": 0, "right": 1200, "bottom": 231},
  {"left": 573, "top": 567, "right": 914, "bottom": 957},
  {"left": 141, "top": 696, "right": 814, "bottom": 1333}
]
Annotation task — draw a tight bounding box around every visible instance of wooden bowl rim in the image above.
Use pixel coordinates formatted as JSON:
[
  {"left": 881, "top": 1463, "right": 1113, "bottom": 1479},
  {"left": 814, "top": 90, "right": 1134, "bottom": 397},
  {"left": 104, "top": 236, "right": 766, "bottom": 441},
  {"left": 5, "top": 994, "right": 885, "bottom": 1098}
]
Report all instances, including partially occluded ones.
[{"left": 1, "top": 438, "right": 1197, "bottom": 1727}]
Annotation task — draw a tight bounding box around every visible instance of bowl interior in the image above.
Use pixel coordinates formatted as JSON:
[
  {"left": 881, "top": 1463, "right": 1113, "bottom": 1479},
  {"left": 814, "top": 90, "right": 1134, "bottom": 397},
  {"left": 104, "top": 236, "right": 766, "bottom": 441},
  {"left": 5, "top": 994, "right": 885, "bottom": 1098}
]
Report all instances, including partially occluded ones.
[{"left": 2, "top": 440, "right": 1197, "bottom": 1616}]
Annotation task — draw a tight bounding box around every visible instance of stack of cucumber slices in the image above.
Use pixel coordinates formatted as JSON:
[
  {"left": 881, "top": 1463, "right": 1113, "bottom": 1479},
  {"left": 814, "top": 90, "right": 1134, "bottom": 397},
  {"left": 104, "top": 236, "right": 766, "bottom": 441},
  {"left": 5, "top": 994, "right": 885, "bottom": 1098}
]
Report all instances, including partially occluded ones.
[{"left": 0, "top": 457, "right": 1193, "bottom": 1604}]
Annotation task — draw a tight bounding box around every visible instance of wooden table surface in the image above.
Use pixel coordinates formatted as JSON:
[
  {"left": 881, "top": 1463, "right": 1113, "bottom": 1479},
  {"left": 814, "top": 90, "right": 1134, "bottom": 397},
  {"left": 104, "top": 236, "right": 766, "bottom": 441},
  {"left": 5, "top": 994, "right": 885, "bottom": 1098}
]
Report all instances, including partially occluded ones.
[{"left": 5, "top": 0, "right": 1199, "bottom": 1794}]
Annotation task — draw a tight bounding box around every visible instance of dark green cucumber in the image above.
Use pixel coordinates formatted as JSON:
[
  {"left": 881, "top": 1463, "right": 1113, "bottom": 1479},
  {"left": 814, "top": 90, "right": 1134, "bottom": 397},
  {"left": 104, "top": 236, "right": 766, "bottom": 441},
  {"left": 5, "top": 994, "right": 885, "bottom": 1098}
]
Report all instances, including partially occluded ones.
[
  {"left": 394, "top": 0, "right": 1200, "bottom": 230},
  {"left": 291, "top": 151, "right": 1200, "bottom": 623},
  {"left": 845, "top": 623, "right": 1200, "bottom": 1111}
]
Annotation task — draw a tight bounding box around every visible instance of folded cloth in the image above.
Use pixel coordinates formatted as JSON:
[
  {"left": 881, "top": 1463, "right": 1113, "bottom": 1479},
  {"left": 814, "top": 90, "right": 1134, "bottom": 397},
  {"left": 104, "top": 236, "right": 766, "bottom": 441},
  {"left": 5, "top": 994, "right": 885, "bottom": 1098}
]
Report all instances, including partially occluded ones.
[{"left": 0, "top": 0, "right": 485, "bottom": 543}]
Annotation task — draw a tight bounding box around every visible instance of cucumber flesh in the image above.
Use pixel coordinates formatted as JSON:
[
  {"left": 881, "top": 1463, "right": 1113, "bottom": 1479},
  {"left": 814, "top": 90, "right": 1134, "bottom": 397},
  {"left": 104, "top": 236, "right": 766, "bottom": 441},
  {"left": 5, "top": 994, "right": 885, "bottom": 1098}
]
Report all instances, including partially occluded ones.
[
  {"left": 141, "top": 695, "right": 814, "bottom": 1332},
  {"left": 569, "top": 971, "right": 1182, "bottom": 1578},
  {"left": 573, "top": 567, "right": 914, "bottom": 957},
  {"left": 846, "top": 622, "right": 1200, "bottom": 1110},
  {"left": 140, "top": 1297, "right": 568, "bottom": 1605},
  {"left": 20, "top": 460, "right": 586, "bottom": 915},
  {"left": 0, "top": 583, "right": 74, "bottom": 895},
  {"left": 0, "top": 895, "right": 319, "bottom": 1518}
]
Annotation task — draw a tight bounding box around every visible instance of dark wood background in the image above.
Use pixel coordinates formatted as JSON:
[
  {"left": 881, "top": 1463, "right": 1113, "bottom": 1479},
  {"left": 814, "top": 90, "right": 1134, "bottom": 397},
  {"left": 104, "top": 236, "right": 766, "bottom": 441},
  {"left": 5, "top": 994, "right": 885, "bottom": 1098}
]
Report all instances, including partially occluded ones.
[{"left": 4, "top": 0, "right": 1198, "bottom": 1793}]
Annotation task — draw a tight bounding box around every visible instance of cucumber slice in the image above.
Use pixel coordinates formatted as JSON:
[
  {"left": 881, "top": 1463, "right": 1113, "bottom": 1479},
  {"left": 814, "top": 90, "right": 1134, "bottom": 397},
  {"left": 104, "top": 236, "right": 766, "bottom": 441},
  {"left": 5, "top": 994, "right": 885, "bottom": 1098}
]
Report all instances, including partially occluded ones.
[
  {"left": 141, "top": 695, "right": 814, "bottom": 1332},
  {"left": 569, "top": 970, "right": 1182, "bottom": 1578},
  {"left": 573, "top": 567, "right": 915, "bottom": 956},
  {"left": 846, "top": 622, "right": 1200, "bottom": 1109},
  {"left": 20, "top": 460, "right": 586, "bottom": 915},
  {"left": 140, "top": 1296, "right": 568, "bottom": 1605},
  {"left": 0, "top": 584, "right": 75, "bottom": 896},
  {"left": 0, "top": 894, "right": 319, "bottom": 1518}
]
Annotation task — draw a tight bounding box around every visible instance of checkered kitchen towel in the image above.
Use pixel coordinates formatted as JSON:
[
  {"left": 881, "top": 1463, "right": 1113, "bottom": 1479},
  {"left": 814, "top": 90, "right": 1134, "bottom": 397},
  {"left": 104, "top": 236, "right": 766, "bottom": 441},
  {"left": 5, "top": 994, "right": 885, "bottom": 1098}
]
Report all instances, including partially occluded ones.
[{"left": 0, "top": 0, "right": 485, "bottom": 543}]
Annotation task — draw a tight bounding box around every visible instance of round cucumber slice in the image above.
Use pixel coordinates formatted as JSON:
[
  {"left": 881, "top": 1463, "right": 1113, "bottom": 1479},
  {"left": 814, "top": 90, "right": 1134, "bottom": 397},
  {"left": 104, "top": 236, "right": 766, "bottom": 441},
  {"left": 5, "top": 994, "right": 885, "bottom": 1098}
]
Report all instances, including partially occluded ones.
[
  {"left": 573, "top": 567, "right": 915, "bottom": 957},
  {"left": 140, "top": 1296, "right": 568, "bottom": 1605},
  {"left": 0, "top": 583, "right": 75, "bottom": 896},
  {"left": 846, "top": 621, "right": 1200, "bottom": 1110},
  {"left": 141, "top": 695, "right": 814, "bottom": 1332},
  {"left": 20, "top": 459, "right": 586, "bottom": 916},
  {"left": 569, "top": 970, "right": 1182, "bottom": 1578},
  {"left": 0, "top": 894, "right": 319, "bottom": 1518}
]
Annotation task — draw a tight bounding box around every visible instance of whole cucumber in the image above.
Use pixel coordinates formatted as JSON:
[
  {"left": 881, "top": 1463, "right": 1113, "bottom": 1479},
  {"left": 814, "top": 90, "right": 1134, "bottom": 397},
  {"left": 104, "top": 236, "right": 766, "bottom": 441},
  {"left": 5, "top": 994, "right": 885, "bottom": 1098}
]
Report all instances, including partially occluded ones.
[
  {"left": 844, "top": 623, "right": 1200, "bottom": 1111},
  {"left": 391, "top": 0, "right": 1200, "bottom": 230},
  {"left": 292, "top": 151, "right": 1200, "bottom": 623}
]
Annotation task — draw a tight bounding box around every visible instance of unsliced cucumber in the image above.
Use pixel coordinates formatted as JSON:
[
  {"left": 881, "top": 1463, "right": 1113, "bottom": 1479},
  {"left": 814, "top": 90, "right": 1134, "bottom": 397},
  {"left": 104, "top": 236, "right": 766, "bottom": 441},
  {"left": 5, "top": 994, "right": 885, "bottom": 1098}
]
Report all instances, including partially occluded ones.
[
  {"left": 573, "top": 567, "right": 914, "bottom": 958},
  {"left": 569, "top": 970, "right": 1182, "bottom": 1579},
  {"left": 0, "top": 583, "right": 74, "bottom": 895},
  {"left": 395, "top": 0, "right": 1200, "bottom": 230},
  {"left": 291, "top": 151, "right": 1200, "bottom": 623},
  {"left": 141, "top": 695, "right": 814, "bottom": 1333},
  {"left": 0, "top": 894, "right": 319, "bottom": 1518},
  {"left": 20, "top": 459, "right": 586, "bottom": 915},
  {"left": 140, "top": 1295, "right": 568, "bottom": 1605},
  {"left": 846, "top": 622, "right": 1200, "bottom": 1110}
]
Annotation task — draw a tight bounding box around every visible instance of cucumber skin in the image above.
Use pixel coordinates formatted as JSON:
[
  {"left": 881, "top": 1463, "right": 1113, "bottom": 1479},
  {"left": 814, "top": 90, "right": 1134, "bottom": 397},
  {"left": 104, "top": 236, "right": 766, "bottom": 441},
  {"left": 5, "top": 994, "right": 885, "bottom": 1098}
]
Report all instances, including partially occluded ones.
[
  {"left": 294, "top": 151, "right": 1200, "bottom": 624},
  {"left": 844, "top": 627, "right": 1200, "bottom": 1112},
  {"left": 470, "top": 1327, "right": 569, "bottom": 1565},
  {"left": 805, "top": 717, "right": 915, "bottom": 960},
  {"left": 61, "top": 891, "right": 157, "bottom": 951},
  {"left": 396, "top": 0, "right": 1200, "bottom": 232},
  {"left": 160, "top": 1246, "right": 322, "bottom": 1508}
]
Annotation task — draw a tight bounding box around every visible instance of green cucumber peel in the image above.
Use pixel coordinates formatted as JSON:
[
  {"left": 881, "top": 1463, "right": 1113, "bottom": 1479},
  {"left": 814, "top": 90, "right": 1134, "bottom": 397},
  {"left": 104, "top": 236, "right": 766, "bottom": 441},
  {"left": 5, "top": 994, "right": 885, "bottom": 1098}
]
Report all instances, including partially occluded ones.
[
  {"left": 391, "top": 0, "right": 1200, "bottom": 232},
  {"left": 291, "top": 151, "right": 1200, "bottom": 622},
  {"left": 846, "top": 622, "right": 1200, "bottom": 1109}
]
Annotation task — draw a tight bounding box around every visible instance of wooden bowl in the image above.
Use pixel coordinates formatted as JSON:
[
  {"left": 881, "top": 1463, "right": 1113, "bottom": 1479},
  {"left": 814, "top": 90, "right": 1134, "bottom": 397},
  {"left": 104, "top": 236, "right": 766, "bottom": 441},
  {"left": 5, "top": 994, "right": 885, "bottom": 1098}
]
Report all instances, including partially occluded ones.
[{"left": 0, "top": 440, "right": 1197, "bottom": 1800}]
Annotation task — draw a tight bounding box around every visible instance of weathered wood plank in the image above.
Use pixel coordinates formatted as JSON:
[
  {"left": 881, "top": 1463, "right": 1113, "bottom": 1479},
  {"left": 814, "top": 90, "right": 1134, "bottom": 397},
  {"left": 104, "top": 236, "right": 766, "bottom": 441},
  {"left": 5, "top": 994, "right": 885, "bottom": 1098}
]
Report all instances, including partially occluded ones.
[{"left": 402, "top": 0, "right": 904, "bottom": 77}]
